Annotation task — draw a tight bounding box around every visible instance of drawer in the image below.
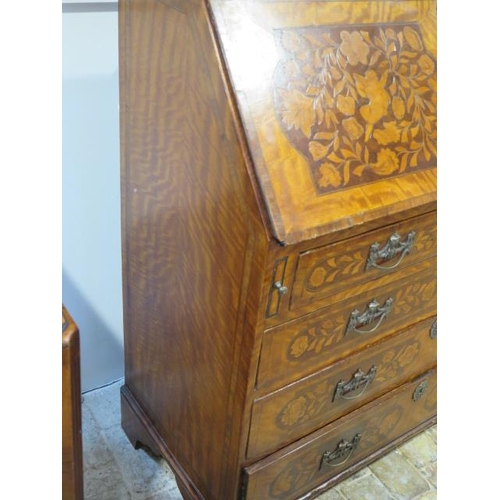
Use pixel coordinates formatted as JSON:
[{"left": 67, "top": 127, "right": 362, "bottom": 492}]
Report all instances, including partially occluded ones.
[
  {"left": 248, "top": 318, "right": 436, "bottom": 458},
  {"left": 243, "top": 370, "right": 437, "bottom": 500},
  {"left": 258, "top": 261, "right": 436, "bottom": 390},
  {"left": 290, "top": 211, "right": 436, "bottom": 313}
]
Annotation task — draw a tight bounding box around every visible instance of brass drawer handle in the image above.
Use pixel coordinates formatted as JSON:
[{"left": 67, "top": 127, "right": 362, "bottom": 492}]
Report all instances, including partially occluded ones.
[
  {"left": 346, "top": 298, "right": 393, "bottom": 335},
  {"left": 333, "top": 366, "right": 377, "bottom": 402},
  {"left": 320, "top": 434, "right": 362, "bottom": 469},
  {"left": 366, "top": 231, "right": 416, "bottom": 271}
]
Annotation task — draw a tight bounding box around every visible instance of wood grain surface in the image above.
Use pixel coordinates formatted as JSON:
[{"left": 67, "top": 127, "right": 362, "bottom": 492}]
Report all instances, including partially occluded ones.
[
  {"left": 290, "top": 210, "right": 436, "bottom": 310},
  {"left": 208, "top": 0, "right": 437, "bottom": 244},
  {"left": 119, "top": 1, "right": 270, "bottom": 498},
  {"left": 257, "top": 262, "right": 436, "bottom": 390},
  {"left": 244, "top": 370, "right": 437, "bottom": 500},
  {"left": 62, "top": 306, "right": 84, "bottom": 500},
  {"left": 261, "top": 205, "right": 436, "bottom": 329},
  {"left": 266, "top": 250, "right": 436, "bottom": 327},
  {"left": 249, "top": 318, "right": 436, "bottom": 458},
  {"left": 119, "top": 1, "right": 437, "bottom": 499}
]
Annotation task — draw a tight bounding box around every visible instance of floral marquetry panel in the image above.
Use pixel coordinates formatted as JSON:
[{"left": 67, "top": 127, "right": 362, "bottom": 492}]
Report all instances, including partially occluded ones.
[
  {"left": 274, "top": 24, "right": 436, "bottom": 194},
  {"left": 209, "top": 0, "right": 437, "bottom": 244}
]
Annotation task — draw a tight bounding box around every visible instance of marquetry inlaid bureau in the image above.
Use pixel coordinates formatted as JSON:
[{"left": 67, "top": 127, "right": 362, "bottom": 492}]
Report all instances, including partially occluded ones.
[{"left": 118, "top": 1, "right": 437, "bottom": 499}]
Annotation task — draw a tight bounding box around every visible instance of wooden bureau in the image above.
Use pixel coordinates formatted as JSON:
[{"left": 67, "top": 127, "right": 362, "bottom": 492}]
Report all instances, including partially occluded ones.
[{"left": 118, "top": 1, "right": 437, "bottom": 499}]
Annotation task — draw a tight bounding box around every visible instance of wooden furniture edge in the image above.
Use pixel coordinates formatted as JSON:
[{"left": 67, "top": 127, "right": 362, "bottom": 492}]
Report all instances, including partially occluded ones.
[
  {"left": 241, "top": 416, "right": 437, "bottom": 500},
  {"left": 203, "top": 0, "right": 276, "bottom": 243},
  {"left": 297, "top": 416, "right": 437, "bottom": 500},
  {"left": 123, "top": 378, "right": 436, "bottom": 500},
  {"left": 62, "top": 306, "right": 84, "bottom": 500},
  {"left": 120, "top": 384, "right": 205, "bottom": 500}
]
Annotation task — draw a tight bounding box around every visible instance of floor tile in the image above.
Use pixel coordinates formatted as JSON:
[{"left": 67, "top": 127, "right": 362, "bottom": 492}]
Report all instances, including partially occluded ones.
[
  {"left": 143, "top": 491, "right": 184, "bottom": 500},
  {"left": 420, "top": 461, "right": 437, "bottom": 489},
  {"left": 84, "top": 459, "right": 131, "bottom": 500},
  {"left": 427, "top": 426, "right": 437, "bottom": 444},
  {"left": 348, "top": 467, "right": 372, "bottom": 482},
  {"left": 101, "top": 423, "right": 177, "bottom": 499},
  {"left": 165, "top": 486, "right": 184, "bottom": 500},
  {"left": 82, "top": 403, "right": 117, "bottom": 469},
  {"left": 83, "top": 380, "right": 123, "bottom": 430},
  {"left": 339, "top": 471, "right": 396, "bottom": 500},
  {"left": 316, "top": 466, "right": 372, "bottom": 500},
  {"left": 370, "top": 449, "right": 430, "bottom": 499},
  {"left": 400, "top": 431, "right": 437, "bottom": 469},
  {"left": 316, "top": 486, "right": 346, "bottom": 500},
  {"left": 414, "top": 490, "right": 437, "bottom": 500}
]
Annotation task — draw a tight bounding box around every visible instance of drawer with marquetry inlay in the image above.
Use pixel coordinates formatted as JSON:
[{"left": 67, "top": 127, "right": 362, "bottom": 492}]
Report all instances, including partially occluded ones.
[
  {"left": 249, "top": 316, "right": 436, "bottom": 459},
  {"left": 243, "top": 371, "right": 437, "bottom": 500},
  {"left": 258, "top": 256, "right": 436, "bottom": 391}
]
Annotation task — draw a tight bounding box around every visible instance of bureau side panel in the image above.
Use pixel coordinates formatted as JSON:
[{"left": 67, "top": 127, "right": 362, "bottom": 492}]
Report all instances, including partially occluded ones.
[{"left": 119, "top": 1, "right": 268, "bottom": 498}]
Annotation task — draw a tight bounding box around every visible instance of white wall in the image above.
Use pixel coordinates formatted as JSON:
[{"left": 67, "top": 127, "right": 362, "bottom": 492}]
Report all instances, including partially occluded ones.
[{"left": 62, "top": 1, "right": 124, "bottom": 391}]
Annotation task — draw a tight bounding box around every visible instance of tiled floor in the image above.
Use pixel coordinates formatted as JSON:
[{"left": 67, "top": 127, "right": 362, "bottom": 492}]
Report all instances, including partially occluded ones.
[{"left": 82, "top": 380, "right": 436, "bottom": 500}]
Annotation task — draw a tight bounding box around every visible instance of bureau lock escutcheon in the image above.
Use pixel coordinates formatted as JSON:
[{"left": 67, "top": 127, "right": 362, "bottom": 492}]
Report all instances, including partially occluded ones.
[{"left": 273, "top": 281, "right": 288, "bottom": 296}]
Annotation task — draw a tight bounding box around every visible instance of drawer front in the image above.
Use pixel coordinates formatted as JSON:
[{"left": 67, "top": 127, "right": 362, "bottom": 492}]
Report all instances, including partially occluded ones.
[
  {"left": 258, "top": 262, "right": 436, "bottom": 391},
  {"left": 290, "top": 212, "right": 436, "bottom": 312},
  {"left": 248, "top": 319, "right": 436, "bottom": 458},
  {"left": 244, "top": 371, "right": 437, "bottom": 500}
]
